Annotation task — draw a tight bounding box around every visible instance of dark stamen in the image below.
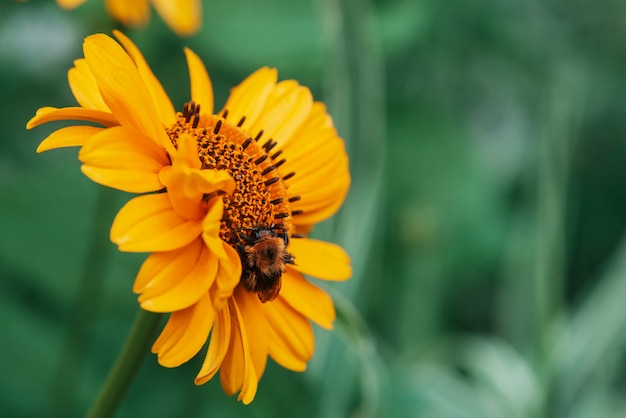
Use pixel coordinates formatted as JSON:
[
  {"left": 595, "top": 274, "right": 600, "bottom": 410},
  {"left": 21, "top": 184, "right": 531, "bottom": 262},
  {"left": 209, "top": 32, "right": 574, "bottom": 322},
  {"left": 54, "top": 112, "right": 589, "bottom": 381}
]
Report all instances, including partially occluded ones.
[
  {"left": 274, "top": 159, "right": 286, "bottom": 169},
  {"left": 261, "top": 165, "right": 276, "bottom": 176},
  {"left": 291, "top": 210, "right": 304, "bottom": 216},
  {"left": 254, "top": 130, "right": 264, "bottom": 141},
  {"left": 254, "top": 155, "right": 268, "bottom": 165},
  {"left": 241, "top": 137, "right": 252, "bottom": 150},
  {"left": 222, "top": 109, "right": 229, "bottom": 119},
  {"left": 265, "top": 141, "right": 278, "bottom": 152},
  {"left": 262, "top": 138, "right": 273, "bottom": 150},
  {"left": 184, "top": 101, "right": 195, "bottom": 122},
  {"left": 271, "top": 150, "right": 283, "bottom": 160},
  {"left": 288, "top": 196, "right": 301, "bottom": 202},
  {"left": 203, "top": 190, "right": 227, "bottom": 201},
  {"left": 283, "top": 172, "right": 295, "bottom": 181},
  {"left": 291, "top": 233, "right": 305, "bottom": 238},
  {"left": 270, "top": 197, "right": 284, "bottom": 205},
  {"left": 213, "top": 120, "right": 222, "bottom": 135},
  {"left": 192, "top": 112, "right": 200, "bottom": 129},
  {"left": 264, "top": 177, "right": 279, "bottom": 186},
  {"left": 274, "top": 212, "right": 290, "bottom": 219},
  {"left": 237, "top": 116, "right": 246, "bottom": 127}
]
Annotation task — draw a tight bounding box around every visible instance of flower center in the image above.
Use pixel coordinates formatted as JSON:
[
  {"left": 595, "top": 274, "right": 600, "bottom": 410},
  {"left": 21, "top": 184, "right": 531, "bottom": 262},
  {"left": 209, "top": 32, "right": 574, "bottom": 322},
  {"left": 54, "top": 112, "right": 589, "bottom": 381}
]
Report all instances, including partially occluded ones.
[{"left": 165, "top": 102, "right": 301, "bottom": 301}]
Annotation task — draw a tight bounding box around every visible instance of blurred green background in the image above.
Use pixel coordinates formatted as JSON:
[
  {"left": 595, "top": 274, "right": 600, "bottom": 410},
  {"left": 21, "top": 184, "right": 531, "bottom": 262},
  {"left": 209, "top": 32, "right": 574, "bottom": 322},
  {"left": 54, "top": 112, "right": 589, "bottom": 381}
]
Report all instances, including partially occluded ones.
[{"left": 3, "top": 0, "right": 626, "bottom": 417}]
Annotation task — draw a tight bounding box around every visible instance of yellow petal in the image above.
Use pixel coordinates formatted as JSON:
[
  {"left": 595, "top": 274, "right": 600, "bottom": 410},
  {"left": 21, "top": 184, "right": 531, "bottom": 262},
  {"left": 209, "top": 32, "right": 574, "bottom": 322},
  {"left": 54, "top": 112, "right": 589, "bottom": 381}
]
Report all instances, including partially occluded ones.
[
  {"left": 202, "top": 199, "right": 229, "bottom": 261},
  {"left": 222, "top": 67, "right": 277, "bottom": 128},
  {"left": 36, "top": 126, "right": 103, "bottom": 153},
  {"left": 287, "top": 176, "right": 349, "bottom": 226},
  {"left": 278, "top": 101, "right": 333, "bottom": 147},
  {"left": 159, "top": 134, "right": 234, "bottom": 220},
  {"left": 56, "top": 0, "right": 86, "bottom": 10},
  {"left": 83, "top": 34, "right": 173, "bottom": 154},
  {"left": 286, "top": 155, "right": 349, "bottom": 225},
  {"left": 134, "top": 242, "right": 197, "bottom": 293},
  {"left": 151, "top": 311, "right": 186, "bottom": 355},
  {"left": 111, "top": 193, "right": 202, "bottom": 252},
  {"left": 78, "top": 126, "right": 169, "bottom": 193},
  {"left": 263, "top": 296, "right": 313, "bottom": 371},
  {"left": 139, "top": 243, "right": 219, "bottom": 312},
  {"left": 211, "top": 244, "right": 242, "bottom": 305},
  {"left": 247, "top": 81, "right": 313, "bottom": 147},
  {"left": 68, "top": 59, "right": 109, "bottom": 112},
  {"left": 79, "top": 126, "right": 169, "bottom": 167},
  {"left": 152, "top": 0, "right": 201, "bottom": 36},
  {"left": 104, "top": 0, "right": 150, "bottom": 27},
  {"left": 26, "top": 106, "right": 117, "bottom": 130},
  {"left": 80, "top": 166, "right": 163, "bottom": 194},
  {"left": 113, "top": 30, "right": 176, "bottom": 127},
  {"left": 235, "top": 289, "right": 269, "bottom": 379},
  {"left": 153, "top": 293, "right": 215, "bottom": 367},
  {"left": 184, "top": 47, "right": 213, "bottom": 115},
  {"left": 288, "top": 238, "right": 352, "bottom": 281},
  {"left": 134, "top": 238, "right": 211, "bottom": 296},
  {"left": 220, "top": 298, "right": 258, "bottom": 404},
  {"left": 280, "top": 268, "right": 335, "bottom": 329},
  {"left": 278, "top": 102, "right": 350, "bottom": 224},
  {"left": 195, "top": 305, "right": 231, "bottom": 385}
]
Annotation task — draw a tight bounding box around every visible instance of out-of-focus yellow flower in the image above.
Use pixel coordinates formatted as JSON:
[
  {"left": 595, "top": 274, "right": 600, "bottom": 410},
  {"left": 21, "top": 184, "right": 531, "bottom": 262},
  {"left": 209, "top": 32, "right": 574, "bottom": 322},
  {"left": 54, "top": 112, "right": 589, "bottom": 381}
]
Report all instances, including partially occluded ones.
[
  {"left": 56, "top": 0, "right": 201, "bottom": 36},
  {"left": 27, "top": 32, "right": 351, "bottom": 403}
]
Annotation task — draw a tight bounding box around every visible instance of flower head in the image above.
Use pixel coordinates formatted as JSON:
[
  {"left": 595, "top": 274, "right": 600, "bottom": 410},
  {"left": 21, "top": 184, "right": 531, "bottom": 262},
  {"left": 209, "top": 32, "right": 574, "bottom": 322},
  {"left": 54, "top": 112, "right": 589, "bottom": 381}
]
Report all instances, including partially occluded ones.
[
  {"left": 55, "top": 0, "right": 201, "bottom": 36},
  {"left": 27, "top": 31, "right": 351, "bottom": 403}
]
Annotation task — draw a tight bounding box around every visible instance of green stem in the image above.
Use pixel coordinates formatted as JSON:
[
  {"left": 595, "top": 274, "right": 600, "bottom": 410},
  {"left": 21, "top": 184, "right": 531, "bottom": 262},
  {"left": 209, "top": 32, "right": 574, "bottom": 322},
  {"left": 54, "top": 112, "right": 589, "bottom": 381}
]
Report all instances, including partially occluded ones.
[{"left": 85, "top": 309, "right": 163, "bottom": 418}]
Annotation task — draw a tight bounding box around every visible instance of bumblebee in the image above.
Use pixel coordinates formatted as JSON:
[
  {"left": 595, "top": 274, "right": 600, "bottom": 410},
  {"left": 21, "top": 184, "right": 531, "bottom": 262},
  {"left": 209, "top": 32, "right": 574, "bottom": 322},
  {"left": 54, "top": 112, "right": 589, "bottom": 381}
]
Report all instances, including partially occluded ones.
[{"left": 234, "top": 224, "right": 295, "bottom": 303}]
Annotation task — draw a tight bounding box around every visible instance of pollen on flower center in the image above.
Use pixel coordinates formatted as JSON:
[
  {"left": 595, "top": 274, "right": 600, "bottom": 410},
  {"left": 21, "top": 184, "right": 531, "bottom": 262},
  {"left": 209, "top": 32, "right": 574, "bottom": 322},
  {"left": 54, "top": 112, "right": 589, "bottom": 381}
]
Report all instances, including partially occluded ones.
[{"left": 165, "top": 101, "right": 296, "bottom": 249}]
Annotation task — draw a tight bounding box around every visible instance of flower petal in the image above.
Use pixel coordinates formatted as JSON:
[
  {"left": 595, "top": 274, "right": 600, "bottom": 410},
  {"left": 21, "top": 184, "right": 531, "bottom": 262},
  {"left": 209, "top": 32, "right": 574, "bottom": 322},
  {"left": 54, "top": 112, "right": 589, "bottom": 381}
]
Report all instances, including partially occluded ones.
[
  {"left": 104, "top": 0, "right": 150, "bottom": 27},
  {"left": 56, "top": 0, "right": 86, "bottom": 10},
  {"left": 202, "top": 199, "right": 230, "bottom": 261},
  {"left": 195, "top": 305, "right": 231, "bottom": 385},
  {"left": 134, "top": 242, "right": 196, "bottom": 293},
  {"left": 235, "top": 289, "right": 269, "bottom": 379},
  {"left": 184, "top": 47, "right": 213, "bottom": 115},
  {"left": 210, "top": 244, "right": 242, "bottom": 307},
  {"left": 80, "top": 166, "right": 160, "bottom": 194},
  {"left": 111, "top": 193, "right": 202, "bottom": 252},
  {"left": 78, "top": 126, "right": 170, "bottom": 193},
  {"left": 83, "top": 34, "right": 174, "bottom": 154},
  {"left": 139, "top": 241, "right": 219, "bottom": 312},
  {"left": 26, "top": 106, "right": 117, "bottom": 130},
  {"left": 159, "top": 134, "right": 234, "bottom": 220},
  {"left": 263, "top": 296, "right": 314, "bottom": 371},
  {"left": 152, "top": 0, "right": 201, "bottom": 36},
  {"left": 68, "top": 59, "right": 109, "bottom": 112},
  {"left": 285, "top": 153, "right": 349, "bottom": 224},
  {"left": 222, "top": 67, "right": 277, "bottom": 129},
  {"left": 279, "top": 102, "right": 350, "bottom": 224},
  {"left": 280, "top": 268, "right": 335, "bottom": 329},
  {"left": 134, "top": 238, "right": 215, "bottom": 307},
  {"left": 220, "top": 298, "right": 258, "bottom": 404},
  {"left": 247, "top": 80, "right": 313, "bottom": 146},
  {"left": 36, "top": 126, "right": 104, "bottom": 153},
  {"left": 289, "top": 238, "right": 352, "bottom": 281},
  {"left": 113, "top": 30, "right": 176, "bottom": 127},
  {"left": 153, "top": 293, "right": 215, "bottom": 367}
]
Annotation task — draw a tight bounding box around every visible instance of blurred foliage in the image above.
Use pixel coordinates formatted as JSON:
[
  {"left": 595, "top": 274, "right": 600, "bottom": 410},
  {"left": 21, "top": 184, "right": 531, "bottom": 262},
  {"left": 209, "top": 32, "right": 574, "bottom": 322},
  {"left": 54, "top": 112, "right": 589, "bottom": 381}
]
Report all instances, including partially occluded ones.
[{"left": 3, "top": 0, "right": 626, "bottom": 417}]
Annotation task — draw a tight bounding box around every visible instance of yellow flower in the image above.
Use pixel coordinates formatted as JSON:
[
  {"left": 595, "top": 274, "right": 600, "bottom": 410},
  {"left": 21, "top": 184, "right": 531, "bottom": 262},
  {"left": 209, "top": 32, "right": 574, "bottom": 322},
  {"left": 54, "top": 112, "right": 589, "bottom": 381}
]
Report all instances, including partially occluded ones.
[
  {"left": 55, "top": 0, "right": 201, "bottom": 36},
  {"left": 27, "top": 31, "right": 351, "bottom": 403}
]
